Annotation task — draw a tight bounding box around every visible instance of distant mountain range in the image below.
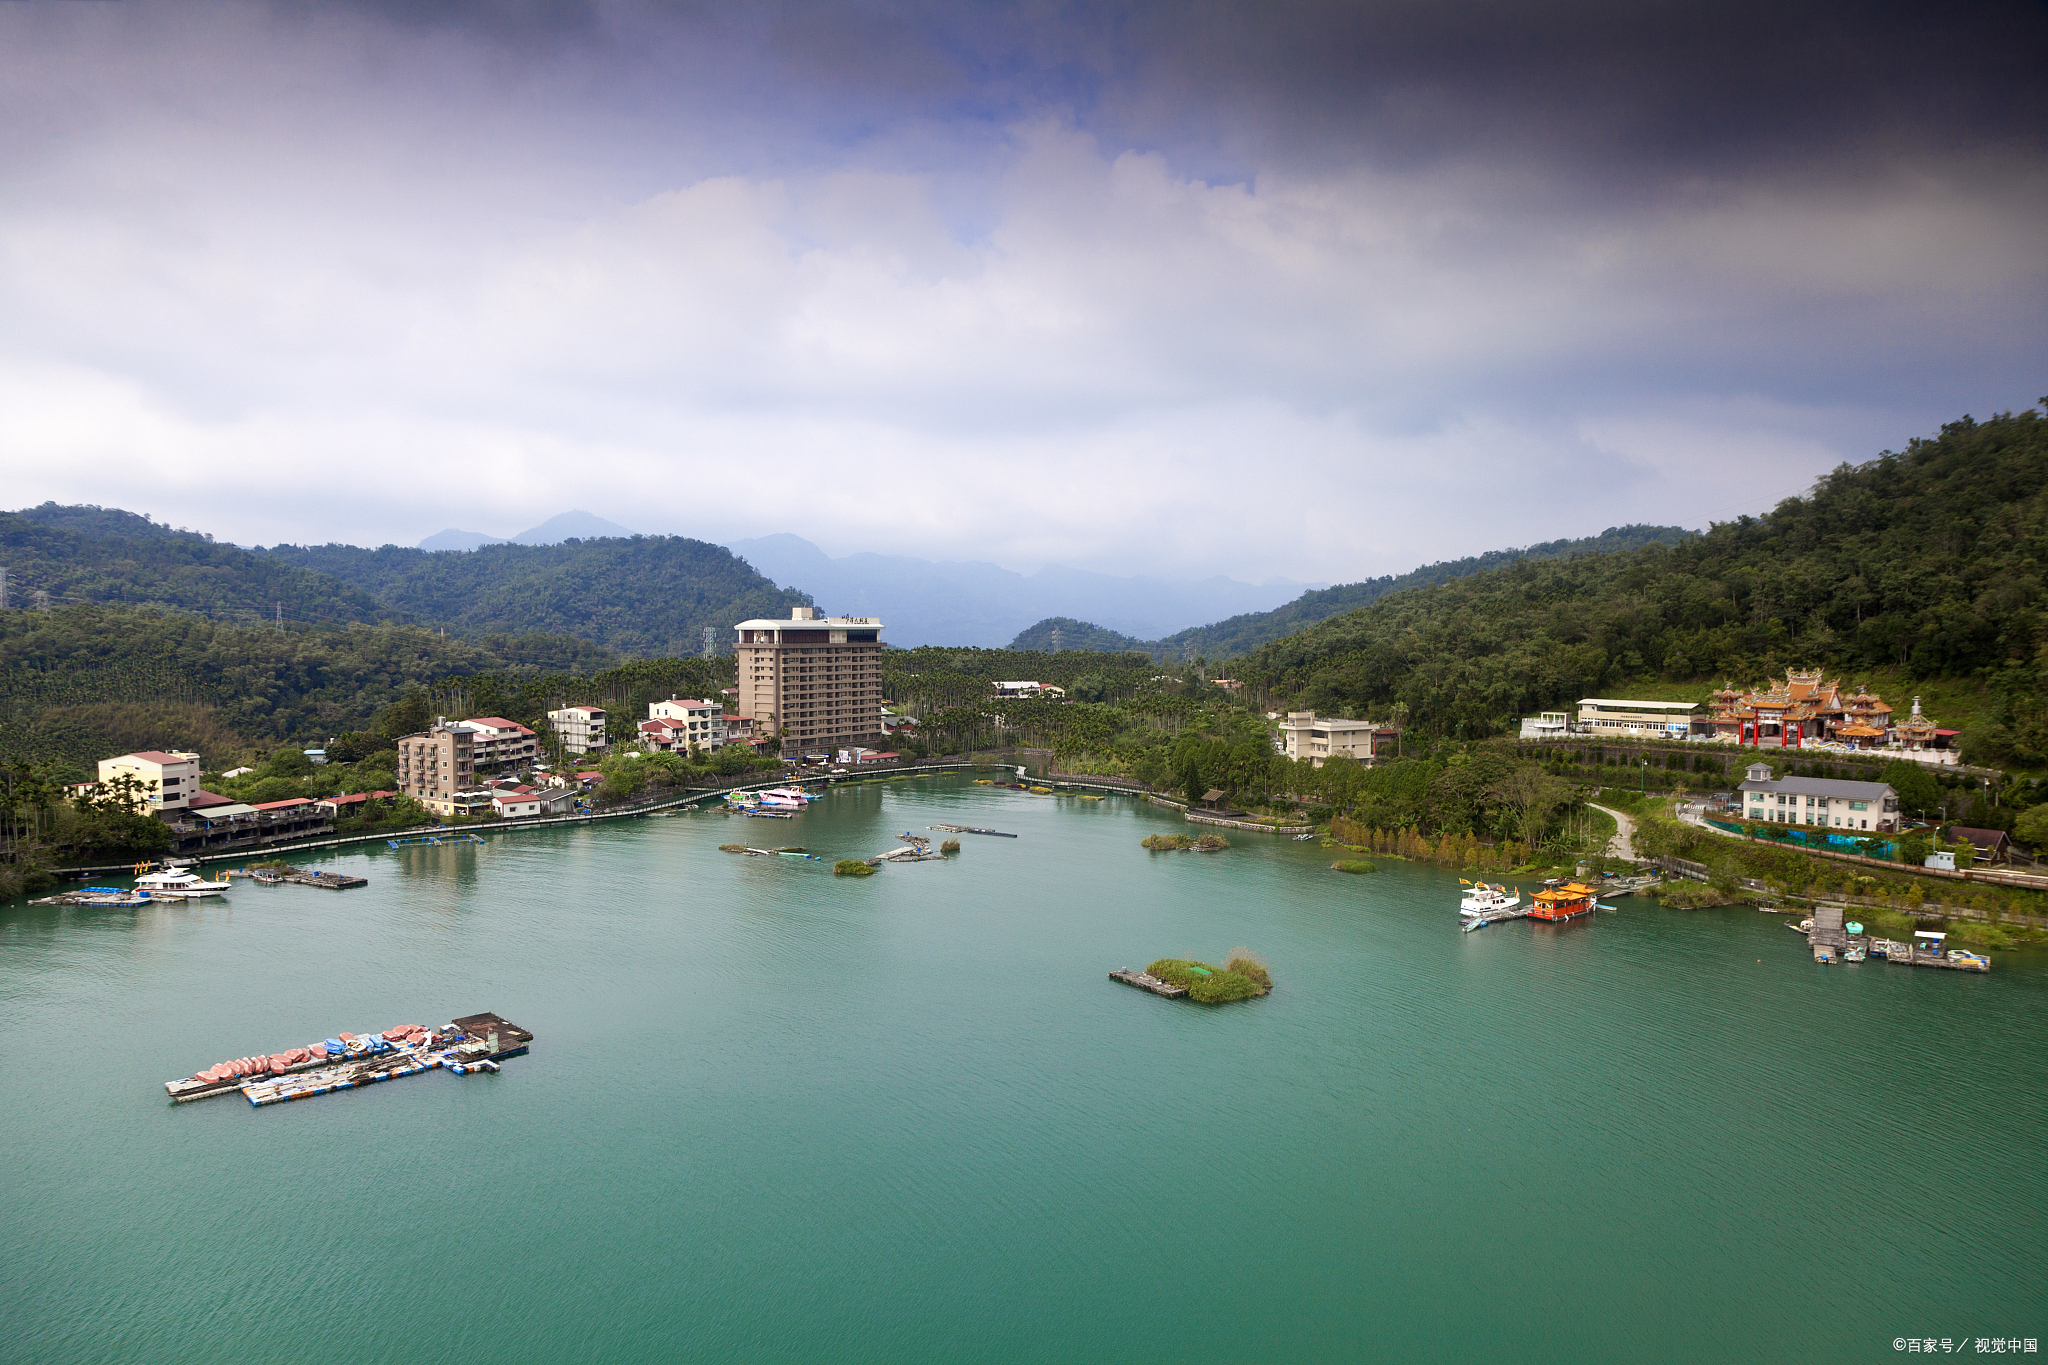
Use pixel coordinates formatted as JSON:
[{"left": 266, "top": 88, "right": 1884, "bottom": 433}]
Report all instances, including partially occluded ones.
[
  {"left": 417, "top": 511, "right": 638, "bottom": 552},
  {"left": 723, "top": 534, "right": 1318, "bottom": 649},
  {"left": 1008, "top": 525, "right": 1699, "bottom": 660}
]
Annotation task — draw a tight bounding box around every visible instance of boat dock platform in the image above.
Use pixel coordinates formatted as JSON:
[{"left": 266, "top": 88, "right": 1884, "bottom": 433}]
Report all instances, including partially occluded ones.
[
  {"left": 1110, "top": 968, "right": 1187, "bottom": 998},
  {"left": 1461, "top": 904, "right": 1531, "bottom": 931},
  {"left": 244, "top": 868, "right": 367, "bottom": 890},
  {"left": 164, "top": 1012, "right": 532, "bottom": 1105},
  {"left": 386, "top": 833, "right": 485, "bottom": 849},
  {"left": 928, "top": 825, "right": 1018, "bottom": 837},
  {"left": 1803, "top": 906, "right": 1990, "bottom": 972}
]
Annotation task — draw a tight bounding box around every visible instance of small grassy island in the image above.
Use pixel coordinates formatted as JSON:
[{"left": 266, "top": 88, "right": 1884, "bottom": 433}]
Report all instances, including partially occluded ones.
[
  {"left": 832, "top": 859, "right": 876, "bottom": 877},
  {"left": 1141, "top": 833, "right": 1229, "bottom": 852},
  {"left": 1330, "top": 859, "right": 1378, "bottom": 874},
  {"left": 1145, "top": 953, "right": 1273, "bottom": 1003},
  {"left": 940, "top": 838, "right": 961, "bottom": 855}
]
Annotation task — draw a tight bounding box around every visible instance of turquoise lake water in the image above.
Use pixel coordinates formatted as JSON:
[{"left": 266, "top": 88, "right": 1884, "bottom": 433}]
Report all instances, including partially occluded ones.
[{"left": 3, "top": 774, "right": 2043, "bottom": 1362}]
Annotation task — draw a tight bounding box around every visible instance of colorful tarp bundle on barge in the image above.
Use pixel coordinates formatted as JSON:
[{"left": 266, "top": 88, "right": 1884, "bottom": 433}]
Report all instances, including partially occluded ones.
[{"left": 163, "top": 1013, "right": 532, "bottom": 1106}]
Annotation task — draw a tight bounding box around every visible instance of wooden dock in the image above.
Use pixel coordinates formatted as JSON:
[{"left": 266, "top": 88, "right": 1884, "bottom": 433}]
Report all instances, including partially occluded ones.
[{"left": 1109, "top": 968, "right": 1187, "bottom": 998}]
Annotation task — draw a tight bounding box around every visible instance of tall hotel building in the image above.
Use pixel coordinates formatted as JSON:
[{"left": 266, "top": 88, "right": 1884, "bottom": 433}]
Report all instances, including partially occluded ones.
[{"left": 733, "top": 608, "right": 884, "bottom": 755}]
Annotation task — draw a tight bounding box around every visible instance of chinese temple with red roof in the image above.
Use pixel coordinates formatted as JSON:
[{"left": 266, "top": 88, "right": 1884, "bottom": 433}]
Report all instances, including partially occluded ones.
[{"left": 1708, "top": 670, "right": 1899, "bottom": 748}]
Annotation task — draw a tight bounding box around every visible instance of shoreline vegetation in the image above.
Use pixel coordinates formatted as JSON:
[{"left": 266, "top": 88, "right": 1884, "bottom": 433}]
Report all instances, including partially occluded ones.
[
  {"left": 1146, "top": 952, "right": 1273, "bottom": 1004},
  {"left": 1141, "top": 832, "right": 1228, "bottom": 852}
]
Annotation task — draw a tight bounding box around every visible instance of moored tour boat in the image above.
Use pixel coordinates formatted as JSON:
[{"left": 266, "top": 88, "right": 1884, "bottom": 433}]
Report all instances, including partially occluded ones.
[
  {"left": 1458, "top": 880, "right": 1520, "bottom": 919},
  {"left": 1527, "top": 880, "right": 1598, "bottom": 922},
  {"left": 133, "top": 867, "right": 229, "bottom": 899}
]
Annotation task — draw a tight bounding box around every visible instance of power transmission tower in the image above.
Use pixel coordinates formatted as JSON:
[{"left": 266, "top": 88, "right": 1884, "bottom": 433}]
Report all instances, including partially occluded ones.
[
  {"left": 0, "top": 565, "right": 8, "bottom": 610},
  {"left": 701, "top": 626, "right": 715, "bottom": 658},
  {"left": 1051, "top": 625, "right": 1063, "bottom": 652},
  {"left": 275, "top": 602, "right": 283, "bottom": 633},
  {"left": 33, "top": 589, "right": 49, "bottom": 611}
]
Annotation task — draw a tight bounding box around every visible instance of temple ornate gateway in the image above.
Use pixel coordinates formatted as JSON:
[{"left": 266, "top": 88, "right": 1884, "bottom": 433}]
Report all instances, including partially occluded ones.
[{"left": 1707, "top": 670, "right": 1920, "bottom": 749}]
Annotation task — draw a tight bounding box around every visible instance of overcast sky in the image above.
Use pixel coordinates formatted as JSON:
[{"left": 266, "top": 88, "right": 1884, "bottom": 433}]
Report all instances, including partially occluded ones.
[{"left": 1, "top": 0, "right": 2043, "bottom": 582}]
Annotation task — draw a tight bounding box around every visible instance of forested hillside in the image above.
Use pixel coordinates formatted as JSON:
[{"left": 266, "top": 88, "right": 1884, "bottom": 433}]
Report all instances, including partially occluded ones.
[
  {"left": 1008, "top": 524, "right": 1695, "bottom": 659},
  {"left": 1004, "top": 618, "right": 1151, "bottom": 653},
  {"left": 1237, "top": 408, "right": 2048, "bottom": 764},
  {"left": 1, "top": 505, "right": 394, "bottom": 626},
  {"left": 260, "top": 537, "right": 809, "bottom": 657},
  {"left": 0, "top": 605, "right": 617, "bottom": 777}
]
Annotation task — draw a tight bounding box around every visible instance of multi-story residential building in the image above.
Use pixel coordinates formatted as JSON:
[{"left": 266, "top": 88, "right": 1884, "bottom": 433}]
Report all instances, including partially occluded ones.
[
  {"left": 545, "top": 705, "right": 608, "bottom": 755},
  {"left": 1737, "top": 762, "right": 1899, "bottom": 832},
  {"left": 1277, "top": 712, "right": 1397, "bottom": 767},
  {"left": 733, "top": 609, "right": 884, "bottom": 755},
  {"left": 645, "top": 698, "right": 727, "bottom": 752},
  {"left": 91, "top": 750, "right": 202, "bottom": 813},
  {"left": 455, "top": 717, "right": 539, "bottom": 772},
  {"left": 395, "top": 720, "right": 477, "bottom": 816}
]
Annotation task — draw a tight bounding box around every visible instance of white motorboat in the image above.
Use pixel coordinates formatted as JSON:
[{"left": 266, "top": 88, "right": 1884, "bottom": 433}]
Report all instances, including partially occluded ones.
[
  {"left": 1459, "top": 881, "right": 1519, "bottom": 919},
  {"left": 133, "top": 868, "right": 229, "bottom": 898}
]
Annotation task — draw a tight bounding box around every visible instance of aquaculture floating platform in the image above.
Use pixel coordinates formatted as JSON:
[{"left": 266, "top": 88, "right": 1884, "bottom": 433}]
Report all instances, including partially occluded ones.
[{"left": 928, "top": 825, "right": 1018, "bottom": 837}]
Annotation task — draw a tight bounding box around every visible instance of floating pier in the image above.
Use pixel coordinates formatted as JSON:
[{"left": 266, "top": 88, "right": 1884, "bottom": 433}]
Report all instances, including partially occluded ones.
[
  {"left": 386, "top": 833, "right": 485, "bottom": 849},
  {"left": 1109, "top": 968, "right": 1188, "bottom": 998},
  {"left": 247, "top": 868, "right": 367, "bottom": 890},
  {"left": 928, "top": 825, "right": 1018, "bottom": 838},
  {"left": 31, "top": 887, "right": 155, "bottom": 907},
  {"left": 163, "top": 1012, "right": 532, "bottom": 1106}
]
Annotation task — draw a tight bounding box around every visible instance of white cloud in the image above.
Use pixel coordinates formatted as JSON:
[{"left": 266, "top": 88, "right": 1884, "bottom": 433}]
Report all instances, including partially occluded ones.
[{"left": 0, "top": 10, "right": 2042, "bottom": 583}]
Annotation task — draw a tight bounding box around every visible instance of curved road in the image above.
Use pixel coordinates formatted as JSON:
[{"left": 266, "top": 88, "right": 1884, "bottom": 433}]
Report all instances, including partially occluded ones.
[{"left": 1586, "top": 803, "right": 1637, "bottom": 861}]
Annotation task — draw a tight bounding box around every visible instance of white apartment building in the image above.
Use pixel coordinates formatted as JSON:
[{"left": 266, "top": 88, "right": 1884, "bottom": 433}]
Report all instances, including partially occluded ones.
[
  {"left": 646, "top": 698, "right": 727, "bottom": 752},
  {"left": 734, "top": 608, "right": 884, "bottom": 755},
  {"left": 93, "top": 750, "right": 202, "bottom": 812},
  {"left": 546, "top": 705, "right": 608, "bottom": 754},
  {"left": 1736, "top": 762, "right": 1899, "bottom": 832},
  {"left": 1277, "top": 712, "right": 1391, "bottom": 767}
]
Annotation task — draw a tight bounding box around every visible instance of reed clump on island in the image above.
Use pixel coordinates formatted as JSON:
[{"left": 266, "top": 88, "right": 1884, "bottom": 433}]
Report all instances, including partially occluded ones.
[
  {"left": 1330, "top": 859, "right": 1377, "bottom": 874},
  {"left": 1145, "top": 951, "right": 1272, "bottom": 1003},
  {"left": 1141, "top": 833, "right": 1229, "bottom": 852},
  {"left": 940, "top": 838, "right": 961, "bottom": 855},
  {"left": 833, "top": 859, "right": 876, "bottom": 877}
]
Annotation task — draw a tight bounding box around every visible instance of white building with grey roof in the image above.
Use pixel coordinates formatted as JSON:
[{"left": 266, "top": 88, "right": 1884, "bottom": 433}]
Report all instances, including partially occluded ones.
[{"left": 1736, "top": 762, "right": 1900, "bottom": 832}]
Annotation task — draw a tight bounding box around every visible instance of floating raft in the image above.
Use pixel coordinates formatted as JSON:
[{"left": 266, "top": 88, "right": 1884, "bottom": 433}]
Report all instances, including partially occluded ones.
[
  {"left": 1109, "top": 968, "right": 1187, "bottom": 998},
  {"left": 928, "top": 825, "right": 1018, "bottom": 837}
]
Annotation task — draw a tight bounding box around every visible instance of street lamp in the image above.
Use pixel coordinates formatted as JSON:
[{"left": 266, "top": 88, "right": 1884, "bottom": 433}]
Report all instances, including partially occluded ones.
[{"left": 1640, "top": 758, "right": 1648, "bottom": 794}]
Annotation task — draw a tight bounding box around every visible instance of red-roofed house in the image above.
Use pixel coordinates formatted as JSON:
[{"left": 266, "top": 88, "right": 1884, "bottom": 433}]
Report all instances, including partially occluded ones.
[
  {"left": 315, "top": 790, "right": 396, "bottom": 819},
  {"left": 646, "top": 698, "right": 727, "bottom": 751},
  {"left": 455, "top": 717, "right": 539, "bottom": 769}
]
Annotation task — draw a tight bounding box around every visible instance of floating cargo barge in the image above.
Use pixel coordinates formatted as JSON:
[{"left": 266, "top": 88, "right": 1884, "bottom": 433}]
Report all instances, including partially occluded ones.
[{"left": 164, "top": 1012, "right": 532, "bottom": 1105}]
